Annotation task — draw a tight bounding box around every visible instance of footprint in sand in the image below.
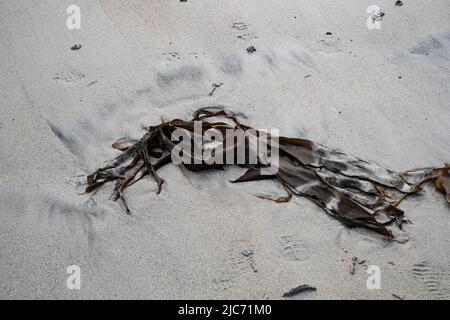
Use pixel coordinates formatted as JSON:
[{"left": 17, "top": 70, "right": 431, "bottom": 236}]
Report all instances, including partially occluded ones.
[
  {"left": 213, "top": 240, "right": 257, "bottom": 291},
  {"left": 279, "top": 235, "right": 309, "bottom": 262},
  {"left": 316, "top": 34, "right": 349, "bottom": 55},
  {"left": 410, "top": 35, "right": 444, "bottom": 56},
  {"left": 231, "top": 22, "right": 257, "bottom": 42},
  {"left": 231, "top": 22, "right": 248, "bottom": 31},
  {"left": 229, "top": 240, "right": 257, "bottom": 273},
  {"left": 412, "top": 261, "right": 450, "bottom": 299},
  {"left": 237, "top": 33, "right": 258, "bottom": 42}
]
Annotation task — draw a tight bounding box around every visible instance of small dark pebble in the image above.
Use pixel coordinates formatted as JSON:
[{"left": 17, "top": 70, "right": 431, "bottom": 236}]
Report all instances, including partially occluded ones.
[
  {"left": 283, "top": 285, "right": 317, "bottom": 298},
  {"left": 246, "top": 46, "right": 256, "bottom": 54},
  {"left": 71, "top": 44, "right": 82, "bottom": 51},
  {"left": 395, "top": 1, "right": 403, "bottom": 6},
  {"left": 326, "top": 32, "right": 333, "bottom": 35}
]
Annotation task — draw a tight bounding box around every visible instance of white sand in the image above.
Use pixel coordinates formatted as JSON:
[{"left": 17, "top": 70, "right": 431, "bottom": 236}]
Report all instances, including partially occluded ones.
[{"left": 1, "top": 0, "right": 450, "bottom": 299}]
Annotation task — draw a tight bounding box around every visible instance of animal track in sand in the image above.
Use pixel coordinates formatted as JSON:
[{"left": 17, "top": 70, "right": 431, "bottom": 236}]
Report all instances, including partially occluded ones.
[
  {"left": 315, "top": 34, "right": 352, "bottom": 55},
  {"left": 161, "top": 52, "right": 203, "bottom": 63},
  {"left": 52, "top": 70, "right": 86, "bottom": 84},
  {"left": 412, "top": 261, "right": 450, "bottom": 299}
]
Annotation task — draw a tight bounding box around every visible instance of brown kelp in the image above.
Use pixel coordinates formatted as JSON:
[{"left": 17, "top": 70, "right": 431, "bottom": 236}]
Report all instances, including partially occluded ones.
[{"left": 86, "top": 107, "right": 450, "bottom": 238}]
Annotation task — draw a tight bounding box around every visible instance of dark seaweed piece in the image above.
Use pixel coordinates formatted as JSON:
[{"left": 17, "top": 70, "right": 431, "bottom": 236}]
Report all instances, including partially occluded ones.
[
  {"left": 350, "top": 257, "right": 358, "bottom": 275},
  {"left": 232, "top": 167, "right": 275, "bottom": 183},
  {"left": 392, "top": 293, "right": 405, "bottom": 300},
  {"left": 208, "top": 82, "right": 224, "bottom": 96},
  {"left": 86, "top": 107, "right": 450, "bottom": 238},
  {"left": 282, "top": 285, "right": 317, "bottom": 298},
  {"left": 435, "top": 175, "right": 450, "bottom": 203}
]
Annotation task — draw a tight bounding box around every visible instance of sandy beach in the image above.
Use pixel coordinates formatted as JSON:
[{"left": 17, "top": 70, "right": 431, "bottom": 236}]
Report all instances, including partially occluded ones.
[{"left": 1, "top": 0, "right": 450, "bottom": 299}]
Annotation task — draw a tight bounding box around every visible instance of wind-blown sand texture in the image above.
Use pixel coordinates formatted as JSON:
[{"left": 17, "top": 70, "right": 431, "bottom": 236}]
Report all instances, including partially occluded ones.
[{"left": 1, "top": 0, "right": 450, "bottom": 299}]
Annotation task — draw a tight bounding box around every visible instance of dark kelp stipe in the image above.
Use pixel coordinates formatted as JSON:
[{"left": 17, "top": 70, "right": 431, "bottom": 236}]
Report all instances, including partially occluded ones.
[{"left": 86, "top": 107, "right": 450, "bottom": 239}]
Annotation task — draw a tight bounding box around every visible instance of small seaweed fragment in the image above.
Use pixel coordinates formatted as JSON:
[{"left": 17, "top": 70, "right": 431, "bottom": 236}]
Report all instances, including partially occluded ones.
[
  {"left": 208, "top": 82, "right": 224, "bottom": 96},
  {"left": 256, "top": 185, "right": 293, "bottom": 204},
  {"left": 282, "top": 285, "right": 317, "bottom": 298},
  {"left": 86, "top": 107, "right": 450, "bottom": 238},
  {"left": 392, "top": 293, "right": 405, "bottom": 300}
]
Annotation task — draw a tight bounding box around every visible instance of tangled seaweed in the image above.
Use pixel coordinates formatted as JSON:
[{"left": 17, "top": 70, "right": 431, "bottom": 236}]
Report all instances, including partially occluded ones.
[{"left": 86, "top": 107, "right": 450, "bottom": 239}]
